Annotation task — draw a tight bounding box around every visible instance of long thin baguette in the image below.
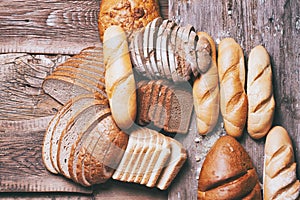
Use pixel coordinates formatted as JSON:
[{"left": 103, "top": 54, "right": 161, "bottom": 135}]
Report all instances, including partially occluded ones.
[{"left": 103, "top": 25, "right": 137, "bottom": 130}]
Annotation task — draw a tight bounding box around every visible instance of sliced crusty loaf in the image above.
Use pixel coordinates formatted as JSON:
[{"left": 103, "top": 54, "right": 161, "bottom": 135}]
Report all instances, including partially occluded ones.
[
  {"left": 57, "top": 101, "right": 109, "bottom": 178},
  {"left": 156, "top": 20, "right": 169, "bottom": 78},
  {"left": 156, "top": 138, "right": 187, "bottom": 190},
  {"left": 140, "top": 80, "right": 156, "bottom": 125},
  {"left": 49, "top": 94, "right": 103, "bottom": 173},
  {"left": 181, "top": 25, "right": 195, "bottom": 79},
  {"left": 148, "top": 80, "right": 167, "bottom": 122},
  {"left": 153, "top": 85, "right": 169, "bottom": 129},
  {"left": 168, "top": 25, "right": 181, "bottom": 82}
]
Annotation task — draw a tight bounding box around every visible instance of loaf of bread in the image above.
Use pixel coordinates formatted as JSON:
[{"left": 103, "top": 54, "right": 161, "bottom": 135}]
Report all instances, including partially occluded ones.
[
  {"left": 263, "top": 126, "right": 300, "bottom": 199},
  {"left": 130, "top": 18, "right": 212, "bottom": 82},
  {"left": 217, "top": 38, "right": 248, "bottom": 138},
  {"left": 42, "top": 93, "right": 128, "bottom": 186},
  {"left": 112, "top": 127, "right": 187, "bottom": 190},
  {"left": 247, "top": 45, "right": 275, "bottom": 139},
  {"left": 193, "top": 32, "right": 219, "bottom": 135},
  {"left": 98, "top": 0, "right": 161, "bottom": 41},
  {"left": 103, "top": 25, "right": 137, "bottom": 130},
  {"left": 135, "top": 79, "right": 193, "bottom": 134},
  {"left": 198, "top": 135, "right": 262, "bottom": 199}
]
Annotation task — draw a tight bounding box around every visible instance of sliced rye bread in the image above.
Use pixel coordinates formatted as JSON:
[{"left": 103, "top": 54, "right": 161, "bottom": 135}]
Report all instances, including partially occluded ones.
[
  {"left": 49, "top": 94, "right": 100, "bottom": 173},
  {"left": 43, "top": 74, "right": 107, "bottom": 104},
  {"left": 153, "top": 85, "right": 169, "bottom": 129},
  {"left": 140, "top": 129, "right": 164, "bottom": 185},
  {"left": 157, "top": 88, "right": 173, "bottom": 130},
  {"left": 148, "top": 17, "right": 163, "bottom": 78},
  {"left": 168, "top": 25, "right": 181, "bottom": 82},
  {"left": 164, "top": 85, "right": 193, "bottom": 134},
  {"left": 86, "top": 115, "right": 128, "bottom": 185},
  {"left": 156, "top": 137, "right": 187, "bottom": 190},
  {"left": 161, "top": 20, "right": 176, "bottom": 80},
  {"left": 156, "top": 20, "right": 169, "bottom": 78},
  {"left": 136, "top": 80, "right": 149, "bottom": 126},
  {"left": 148, "top": 80, "right": 168, "bottom": 122},
  {"left": 134, "top": 128, "right": 158, "bottom": 183},
  {"left": 140, "top": 80, "right": 156, "bottom": 124},
  {"left": 196, "top": 35, "right": 212, "bottom": 74},
  {"left": 112, "top": 128, "right": 138, "bottom": 181},
  {"left": 146, "top": 134, "right": 171, "bottom": 187},
  {"left": 42, "top": 101, "right": 73, "bottom": 174},
  {"left": 120, "top": 128, "right": 146, "bottom": 182},
  {"left": 57, "top": 101, "right": 109, "bottom": 178}
]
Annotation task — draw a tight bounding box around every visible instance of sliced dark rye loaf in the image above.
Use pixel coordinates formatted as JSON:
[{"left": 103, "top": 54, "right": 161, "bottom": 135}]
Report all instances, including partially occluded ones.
[
  {"left": 158, "top": 88, "right": 173, "bottom": 130},
  {"left": 57, "top": 101, "right": 109, "bottom": 178},
  {"left": 148, "top": 17, "right": 163, "bottom": 77},
  {"left": 136, "top": 80, "right": 149, "bottom": 126},
  {"left": 86, "top": 115, "right": 128, "bottom": 185},
  {"left": 43, "top": 74, "right": 107, "bottom": 105},
  {"left": 164, "top": 84, "right": 193, "bottom": 134},
  {"left": 140, "top": 80, "right": 156, "bottom": 124},
  {"left": 153, "top": 84, "right": 169, "bottom": 129}
]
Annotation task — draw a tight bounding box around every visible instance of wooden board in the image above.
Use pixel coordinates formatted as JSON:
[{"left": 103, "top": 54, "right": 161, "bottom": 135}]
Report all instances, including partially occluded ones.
[{"left": 0, "top": 0, "right": 299, "bottom": 199}]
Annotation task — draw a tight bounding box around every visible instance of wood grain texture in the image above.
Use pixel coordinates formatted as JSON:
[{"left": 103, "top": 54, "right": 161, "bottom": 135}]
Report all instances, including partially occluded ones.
[{"left": 168, "top": 0, "right": 300, "bottom": 199}]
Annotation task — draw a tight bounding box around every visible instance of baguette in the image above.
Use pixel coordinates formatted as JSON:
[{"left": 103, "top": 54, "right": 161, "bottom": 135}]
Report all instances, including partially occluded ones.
[
  {"left": 193, "top": 32, "right": 219, "bottom": 135},
  {"left": 263, "top": 126, "right": 300, "bottom": 200},
  {"left": 247, "top": 45, "right": 275, "bottom": 139},
  {"left": 103, "top": 25, "right": 137, "bottom": 130},
  {"left": 217, "top": 38, "right": 248, "bottom": 138}
]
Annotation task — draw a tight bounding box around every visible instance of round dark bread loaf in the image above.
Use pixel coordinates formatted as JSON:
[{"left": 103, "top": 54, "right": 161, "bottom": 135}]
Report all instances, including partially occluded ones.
[{"left": 198, "top": 135, "right": 262, "bottom": 199}]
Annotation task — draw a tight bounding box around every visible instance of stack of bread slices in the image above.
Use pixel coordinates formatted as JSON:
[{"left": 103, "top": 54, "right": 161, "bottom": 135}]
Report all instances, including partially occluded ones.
[{"left": 130, "top": 17, "right": 212, "bottom": 82}]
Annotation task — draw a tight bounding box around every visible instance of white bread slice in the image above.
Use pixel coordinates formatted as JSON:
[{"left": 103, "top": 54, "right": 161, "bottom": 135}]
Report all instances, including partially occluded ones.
[
  {"left": 156, "top": 20, "right": 169, "bottom": 78},
  {"left": 42, "top": 101, "right": 72, "bottom": 174},
  {"left": 57, "top": 102, "right": 109, "bottom": 178},
  {"left": 140, "top": 129, "right": 164, "bottom": 185},
  {"left": 120, "top": 128, "right": 146, "bottom": 182},
  {"left": 50, "top": 94, "right": 98, "bottom": 172},
  {"left": 112, "top": 128, "right": 139, "bottom": 180},
  {"left": 168, "top": 25, "right": 180, "bottom": 82},
  {"left": 146, "top": 135, "right": 171, "bottom": 187},
  {"left": 134, "top": 128, "right": 158, "bottom": 183},
  {"left": 54, "top": 66, "right": 104, "bottom": 81},
  {"left": 128, "top": 128, "right": 151, "bottom": 182},
  {"left": 156, "top": 138, "right": 187, "bottom": 190}
]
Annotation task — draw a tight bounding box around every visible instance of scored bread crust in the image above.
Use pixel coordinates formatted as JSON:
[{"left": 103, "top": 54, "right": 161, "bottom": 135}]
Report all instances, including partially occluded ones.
[
  {"left": 198, "top": 135, "right": 261, "bottom": 199},
  {"left": 193, "top": 32, "right": 220, "bottom": 135},
  {"left": 217, "top": 38, "right": 248, "bottom": 138},
  {"left": 263, "top": 126, "right": 300, "bottom": 200},
  {"left": 247, "top": 45, "right": 275, "bottom": 139},
  {"left": 57, "top": 101, "right": 109, "bottom": 179}
]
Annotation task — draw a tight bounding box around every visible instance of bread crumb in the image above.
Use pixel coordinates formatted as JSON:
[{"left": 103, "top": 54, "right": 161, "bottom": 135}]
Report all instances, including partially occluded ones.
[{"left": 194, "top": 137, "right": 200, "bottom": 143}]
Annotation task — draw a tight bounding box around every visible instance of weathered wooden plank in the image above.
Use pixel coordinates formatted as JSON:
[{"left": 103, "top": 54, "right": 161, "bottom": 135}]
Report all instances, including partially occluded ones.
[
  {"left": 168, "top": 0, "right": 300, "bottom": 199},
  {"left": 0, "top": 0, "right": 169, "bottom": 55}
]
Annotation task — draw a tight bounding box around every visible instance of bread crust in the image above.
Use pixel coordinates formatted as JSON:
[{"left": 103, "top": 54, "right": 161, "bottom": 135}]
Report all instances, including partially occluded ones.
[
  {"left": 217, "top": 38, "right": 247, "bottom": 138},
  {"left": 247, "top": 45, "right": 275, "bottom": 139}
]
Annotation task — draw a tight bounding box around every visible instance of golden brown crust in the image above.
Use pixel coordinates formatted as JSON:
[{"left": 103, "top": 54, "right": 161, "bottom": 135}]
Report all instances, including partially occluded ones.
[
  {"left": 217, "top": 38, "right": 248, "bottom": 138},
  {"left": 98, "top": 0, "right": 161, "bottom": 41}
]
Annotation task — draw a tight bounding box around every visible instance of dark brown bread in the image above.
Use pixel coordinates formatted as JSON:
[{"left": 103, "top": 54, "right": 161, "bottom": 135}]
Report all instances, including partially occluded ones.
[{"left": 198, "top": 135, "right": 261, "bottom": 200}]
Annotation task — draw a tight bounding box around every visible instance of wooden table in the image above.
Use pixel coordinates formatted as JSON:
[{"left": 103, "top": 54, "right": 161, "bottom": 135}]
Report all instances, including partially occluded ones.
[{"left": 0, "top": 0, "right": 299, "bottom": 199}]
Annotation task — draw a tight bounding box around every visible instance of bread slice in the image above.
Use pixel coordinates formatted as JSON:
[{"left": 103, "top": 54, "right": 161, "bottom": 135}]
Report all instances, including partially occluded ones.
[
  {"left": 42, "top": 101, "right": 73, "bottom": 174},
  {"left": 140, "top": 80, "right": 156, "bottom": 124},
  {"left": 146, "top": 135, "right": 171, "bottom": 187},
  {"left": 143, "top": 19, "right": 155, "bottom": 79},
  {"left": 156, "top": 20, "right": 169, "bottom": 78},
  {"left": 168, "top": 25, "right": 181, "bottom": 82},
  {"left": 180, "top": 24, "right": 194, "bottom": 80},
  {"left": 60, "top": 58, "right": 105, "bottom": 76},
  {"left": 57, "top": 101, "right": 109, "bottom": 178},
  {"left": 157, "top": 88, "right": 172, "bottom": 130},
  {"left": 48, "top": 94, "right": 98, "bottom": 172},
  {"left": 136, "top": 80, "right": 148, "bottom": 125},
  {"left": 131, "top": 32, "right": 147, "bottom": 76},
  {"left": 120, "top": 128, "right": 146, "bottom": 181},
  {"left": 55, "top": 65, "right": 104, "bottom": 80},
  {"left": 148, "top": 80, "right": 167, "bottom": 122},
  {"left": 161, "top": 20, "right": 176, "bottom": 80},
  {"left": 186, "top": 30, "right": 198, "bottom": 77},
  {"left": 174, "top": 26, "right": 185, "bottom": 81},
  {"left": 134, "top": 128, "right": 158, "bottom": 183},
  {"left": 156, "top": 138, "right": 187, "bottom": 190},
  {"left": 153, "top": 85, "right": 169, "bottom": 129},
  {"left": 148, "top": 17, "right": 163, "bottom": 77}
]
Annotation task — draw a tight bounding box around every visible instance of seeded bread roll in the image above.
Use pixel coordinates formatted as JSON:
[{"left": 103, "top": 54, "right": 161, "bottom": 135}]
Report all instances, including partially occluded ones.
[
  {"left": 217, "top": 38, "right": 248, "bottom": 138},
  {"left": 263, "top": 126, "right": 300, "bottom": 200},
  {"left": 98, "top": 0, "right": 161, "bottom": 41},
  {"left": 247, "top": 45, "right": 275, "bottom": 139},
  {"left": 193, "top": 32, "right": 219, "bottom": 135},
  {"left": 103, "top": 25, "right": 137, "bottom": 130}
]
